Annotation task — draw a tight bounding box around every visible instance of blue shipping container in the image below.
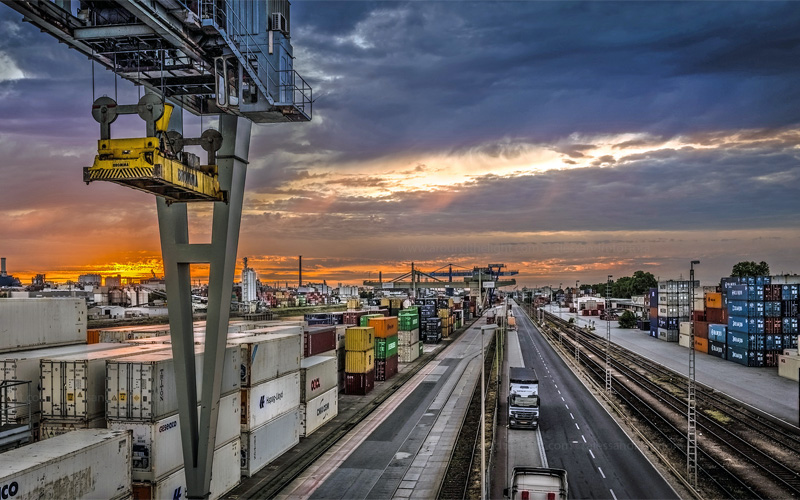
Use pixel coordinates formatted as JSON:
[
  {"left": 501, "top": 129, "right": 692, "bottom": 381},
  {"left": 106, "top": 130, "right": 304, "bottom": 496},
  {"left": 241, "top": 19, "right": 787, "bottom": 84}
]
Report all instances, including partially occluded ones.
[
  {"left": 726, "top": 345, "right": 765, "bottom": 367},
  {"left": 783, "top": 318, "right": 798, "bottom": 334},
  {"left": 720, "top": 277, "right": 742, "bottom": 291},
  {"left": 728, "top": 315, "right": 765, "bottom": 334},
  {"left": 650, "top": 324, "right": 658, "bottom": 338},
  {"left": 781, "top": 284, "right": 799, "bottom": 300},
  {"left": 727, "top": 285, "right": 747, "bottom": 300},
  {"left": 755, "top": 276, "right": 771, "bottom": 286},
  {"left": 727, "top": 330, "right": 764, "bottom": 350},
  {"left": 727, "top": 300, "right": 764, "bottom": 317},
  {"left": 708, "top": 324, "right": 727, "bottom": 343},
  {"left": 783, "top": 300, "right": 799, "bottom": 317},
  {"left": 708, "top": 340, "right": 726, "bottom": 359},
  {"left": 747, "top": 284, "right": 765, "bottom": 301},
  {"left": 764, "top": 301, "right": 781, "bottom": 317},
  {"left": 649, "top": 288, "right": 658, "bottom": 307}
]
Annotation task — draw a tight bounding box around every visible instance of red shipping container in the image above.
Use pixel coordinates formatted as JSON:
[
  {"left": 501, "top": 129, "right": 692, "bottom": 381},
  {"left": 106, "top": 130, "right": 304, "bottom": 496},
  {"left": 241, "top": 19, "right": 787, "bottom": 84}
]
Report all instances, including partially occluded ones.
[
  {"left": 375, "top": 355, "right": 398, "bottom": 381},
  {"left": 649, "top": 307, "right": 658, "bottom": 319},
  {"left": 345, "top": 370, "right": 375, "bottom": 395},
  {"left": 343, "top": 311, "right": 367, "bottom": 325},
  {"left": 694, "top": 321, "right": 709, "bottom": 339},
  {"left": 765, "top": 317, "right": 782, "bottom": 334},
  {"left": 304, "top": 326, "right": 337, "bottom": 357},
  {"left": 765, "top": 285, "right": 781, "bottom": 301},
  {"left": 692, "top": 311, "right": 705, "bottom": 322},
  {"left": 705, "top": 307, "right": 725, "bottom": 324}
]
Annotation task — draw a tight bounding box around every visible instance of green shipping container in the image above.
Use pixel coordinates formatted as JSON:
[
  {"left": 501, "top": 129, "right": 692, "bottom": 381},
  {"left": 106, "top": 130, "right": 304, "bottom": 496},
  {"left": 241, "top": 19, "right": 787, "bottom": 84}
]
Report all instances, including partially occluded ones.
[
  {"left": 360, "top": 314, "right": 384, "bottom": 327},
  {"left": 375, "top": 335, "right": 399, "bottom": 360},
  {"left": 398, "top": 315, "right": 419, "bottom": 331}
]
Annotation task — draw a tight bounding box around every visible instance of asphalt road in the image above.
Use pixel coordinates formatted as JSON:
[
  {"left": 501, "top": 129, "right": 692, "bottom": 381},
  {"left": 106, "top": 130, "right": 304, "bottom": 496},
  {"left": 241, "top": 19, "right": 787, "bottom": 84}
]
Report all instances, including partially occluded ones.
[{"left": 512, "top": 303, "right": 679, "bottom": 500}]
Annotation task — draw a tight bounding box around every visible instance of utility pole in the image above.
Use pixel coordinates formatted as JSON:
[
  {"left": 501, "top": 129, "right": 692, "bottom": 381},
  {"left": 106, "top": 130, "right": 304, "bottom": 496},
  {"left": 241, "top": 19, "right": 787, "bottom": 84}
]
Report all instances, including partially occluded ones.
[
  {"left": 606, "top": 275, "right": 613, "bottom": 393},
  {"left": 575, "top": 280, "right": 580, "bottom": 362},
  {"left": 688, "top": 260, "right": 700, "bottom": 488}
]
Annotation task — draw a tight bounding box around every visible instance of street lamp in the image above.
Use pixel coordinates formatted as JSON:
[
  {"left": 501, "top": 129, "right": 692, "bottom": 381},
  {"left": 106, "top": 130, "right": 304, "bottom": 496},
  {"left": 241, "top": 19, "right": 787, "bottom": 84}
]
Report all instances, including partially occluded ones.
[
  {"left": 575, "top": 280, "right": 580, "bottom": 361},
  {"left": 688, "top": 260, "right": 700, "bottom": 488},
  {"left": 480, "top": 324, "right": 497, "bottom": 500}
]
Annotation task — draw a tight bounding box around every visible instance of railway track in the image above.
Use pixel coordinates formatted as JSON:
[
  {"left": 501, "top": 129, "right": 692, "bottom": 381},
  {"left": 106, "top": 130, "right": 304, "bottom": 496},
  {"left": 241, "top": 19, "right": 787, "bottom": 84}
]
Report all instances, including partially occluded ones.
[{"left": 534, "top": 309, "right": 800, "bottom": 499}]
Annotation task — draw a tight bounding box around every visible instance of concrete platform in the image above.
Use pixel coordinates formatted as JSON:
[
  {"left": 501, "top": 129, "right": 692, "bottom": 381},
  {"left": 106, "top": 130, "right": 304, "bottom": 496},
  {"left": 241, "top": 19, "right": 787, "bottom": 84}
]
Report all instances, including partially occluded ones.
[{"left": 543, "top": 304, "right": 799, "bottom": 425}]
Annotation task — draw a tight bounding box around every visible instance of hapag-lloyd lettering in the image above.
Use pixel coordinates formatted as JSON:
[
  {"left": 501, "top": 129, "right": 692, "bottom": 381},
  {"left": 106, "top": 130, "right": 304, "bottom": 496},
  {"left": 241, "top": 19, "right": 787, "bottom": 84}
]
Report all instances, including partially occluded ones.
[{"left": 262, "top": 391, "right": 284, "bottom": 407}]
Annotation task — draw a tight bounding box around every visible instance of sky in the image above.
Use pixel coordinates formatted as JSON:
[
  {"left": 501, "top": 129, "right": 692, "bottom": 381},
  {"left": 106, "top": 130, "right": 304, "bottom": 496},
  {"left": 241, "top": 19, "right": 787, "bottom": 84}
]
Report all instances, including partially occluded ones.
[{"left": 1, "top": 1, "right": 799, "bottom": 288}]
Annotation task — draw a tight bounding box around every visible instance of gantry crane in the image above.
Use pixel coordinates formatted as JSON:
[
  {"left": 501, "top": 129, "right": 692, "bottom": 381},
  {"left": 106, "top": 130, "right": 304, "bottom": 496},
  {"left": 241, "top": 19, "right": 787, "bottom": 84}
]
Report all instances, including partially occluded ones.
[{"left": 1, "top": 1, "right": 311, "bottom": 498}]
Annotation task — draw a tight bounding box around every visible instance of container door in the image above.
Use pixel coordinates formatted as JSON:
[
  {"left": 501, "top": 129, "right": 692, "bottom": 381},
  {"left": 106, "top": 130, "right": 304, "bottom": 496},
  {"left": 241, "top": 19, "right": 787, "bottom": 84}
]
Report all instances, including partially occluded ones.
[
  {"left": 40, "top": 361, "right": 59, "bottom": 416},
  {"left": 107, "top": 361, "right": 123, "bottom": 419},
  {"left": 131, "top": 363, "right": 151, "bottom": 420}
]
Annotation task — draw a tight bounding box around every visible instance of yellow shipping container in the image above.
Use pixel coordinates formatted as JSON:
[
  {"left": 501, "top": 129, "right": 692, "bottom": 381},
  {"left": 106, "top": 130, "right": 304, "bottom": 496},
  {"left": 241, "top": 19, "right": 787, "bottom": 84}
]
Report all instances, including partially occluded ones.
[
  {"left": 705, "top": 292, "right": 722, "bottom": 309},
  {"left": 381, "top": 298, "right": 391, "bottom": 307},
  {"left": 345, "top": 349, "right": 375, "bottom": 373},
  {"left": 347, "top": 299, "right": 361, "bottom": 310},
  {"left": 438, "top": 309, "right": 449, "bottom": 319},
  {"left": 345, "top": 327, "right": 374, "bottom": 351},
  {"left": 368, "top": 317, "right": 398, "bottom": 339}
]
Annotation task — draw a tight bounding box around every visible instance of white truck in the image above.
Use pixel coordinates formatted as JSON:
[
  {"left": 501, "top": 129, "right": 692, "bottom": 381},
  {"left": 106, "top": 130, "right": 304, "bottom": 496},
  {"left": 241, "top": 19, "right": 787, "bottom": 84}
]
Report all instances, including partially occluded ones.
[
  {"left": 508, "top": 366, "right": 539, "bottom": 429},
  {"left": 504, "top": 467, "right": 568, "bottom": 500}
]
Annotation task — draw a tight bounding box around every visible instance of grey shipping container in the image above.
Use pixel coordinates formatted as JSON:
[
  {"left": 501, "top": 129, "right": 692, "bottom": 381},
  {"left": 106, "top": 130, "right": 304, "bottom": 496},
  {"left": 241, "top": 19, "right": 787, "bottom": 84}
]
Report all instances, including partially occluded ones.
[
  {"left": 39, "top": 416, "right": 106, "bottom": 440},
  {"left": 106, "top": 344, "right": 239, "bottom": 421},
  {"left": 233, "top": 332, "right": 302, "bottom": 387},
  {"left": 0, "top": 298, "right": 87, "bottom": 353},
  {"left": 241, "top": 408, "right": 301, "bottom": 477},
  {"left": 1, "top": 343, "right": 132, "bottom": 424},
  {"left": 300, "top": 355, "right": 337, "bottom": 402},
  {"left": 40, "top": 344, "right": 171, "bottom": 421},
  {"left": 0, "top": 429, "right": 132, "bottom": 500}
]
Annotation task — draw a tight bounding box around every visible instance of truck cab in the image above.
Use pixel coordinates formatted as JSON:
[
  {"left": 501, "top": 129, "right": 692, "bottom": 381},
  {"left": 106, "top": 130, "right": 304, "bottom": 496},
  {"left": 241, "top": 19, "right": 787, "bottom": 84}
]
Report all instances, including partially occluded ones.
[{"left": 508, "top": 366, "right": 539, "bottom": 429}]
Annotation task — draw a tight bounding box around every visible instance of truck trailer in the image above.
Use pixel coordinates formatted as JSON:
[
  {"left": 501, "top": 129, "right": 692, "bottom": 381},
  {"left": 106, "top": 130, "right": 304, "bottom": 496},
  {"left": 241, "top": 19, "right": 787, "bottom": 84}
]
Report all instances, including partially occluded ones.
[
  {"left": 505, "top": 467, "right": 568, "bottom": 500},
  {"left": 508, "top": 366, "right": 539, "bottom": 429}
]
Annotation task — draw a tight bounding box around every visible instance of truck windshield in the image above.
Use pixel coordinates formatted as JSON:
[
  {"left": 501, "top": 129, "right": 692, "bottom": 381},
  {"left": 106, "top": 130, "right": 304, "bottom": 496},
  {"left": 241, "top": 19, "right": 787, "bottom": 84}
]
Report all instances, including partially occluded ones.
[{"left": 510, "top": 394, "right": 539, "bottom": 407}]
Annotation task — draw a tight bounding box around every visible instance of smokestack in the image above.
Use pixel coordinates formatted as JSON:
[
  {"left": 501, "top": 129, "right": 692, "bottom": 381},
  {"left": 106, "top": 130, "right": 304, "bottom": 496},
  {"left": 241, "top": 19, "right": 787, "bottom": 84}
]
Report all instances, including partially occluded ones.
[
  {"left": 299, "top": 255, "right": 302, "bottom": 288},
  {"left": 1, "top": 258, "right": 6, "bottom": 277}
]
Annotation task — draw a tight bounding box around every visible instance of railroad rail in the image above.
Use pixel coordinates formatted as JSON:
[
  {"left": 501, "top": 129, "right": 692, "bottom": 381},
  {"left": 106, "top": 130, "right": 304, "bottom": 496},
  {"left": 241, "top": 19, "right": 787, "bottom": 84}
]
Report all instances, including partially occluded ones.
[{"left": 532, "top": 308, "right": 800, "bottom": 500}]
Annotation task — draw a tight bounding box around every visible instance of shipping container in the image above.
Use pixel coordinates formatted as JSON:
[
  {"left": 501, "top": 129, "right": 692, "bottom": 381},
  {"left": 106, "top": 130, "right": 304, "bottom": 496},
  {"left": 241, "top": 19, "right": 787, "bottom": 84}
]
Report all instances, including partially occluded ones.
[
  {"left": 241, "top": 371, "right": 300, "bottom": 431},
  {"left": 398, "top": 329, "right": 420, "bottom": 346},
  {"left": 374, "top": 335, "right": 399, "bottom": 360},
  {"left": 300, "top": 387, "right": 338, "bottom": 437},
  {"left": 40, "top": 345, "right": 171, "bottom": 421},
  {"left": 344, "top": 327, "right": 375, "bottom": 351},
  {"left": 708, "top": 324, "right": 727, "bottom": 343},
  {"left": 649, "top": 324, "right": 658, "bottom": 338},
  {"left": 679, "top": 334, "right": 691, "bottom": 348},
  {"left": 778, "top": 355, "right": 800, "bottom": 381},
  {"left": 694, "top": 337, "right": 708, "bottom": 353},
  {"left": 727, "top": 300, "right": 765, "bottom": 317},
  {"left": 367, "top": 317, "right": 398, "bottom": 339},
  {"left": 783, "top": 317, "right": 799, "bottom": 334},
  {"left": 359, "top": 314, "right": 384, "bottom": 327},
  {"left": 679, "top": 322, "right": 691, "bottom": 336},
  {"left": 233, "top": 333, "right": 301, "bottom": 387},
  {"left": 39, "top": 416, "right": 106, "bottom": 440},
  {"left": 0, "top": 298, "right": 87, "bottom": 354},
  {"left": 728, "top": 316, "right": 765, "bottom": 334},
  {"left": 398, "top": 342, "right": 421, "bottom": 363},
  {"left": 106, "top": 345, "right": 239, "bottom": 422},
  {"left": 300, "top": 355, "right": 337, "bottom": 402},
  {"left": 375, "top": 355, "right": 398, "bottom": 381},
  {"left": 727, "top": 330, "right": 764, "bottom": 351},
  {"left": 764, "top": 301, "right": 781, "bottom": 317},
  {"left": 708, "top": 340, "right": 726, "bottom": 359},
  {"left": 131, "top": 437, "right": 239, "bottom": 500},
  {"left": 1, "top": 343, "right": 134, "bottom": 424},
  {"left": 657, "top": 328, "right": 678, "bottom": 342},
  {"left": 727, "top": 346, "right": 765, "bottom": 367},
  {"left": 704, "top": 292, "right": 722, "bottom": 309},
  {"left": 695, "top": 321, "right": 709, "bottom": 339},
  {"left": 241, "top": 408, "right": 300, "bottom": 477},
  {"left": 344, "top": 370, "right": 374, "bottom": 396},
  {"left": 344, "top": 349, "right": 375, "bottom": 374},
  {"left": 109, "top": 391, "right": 239, "bottom": 481},
  {"left": 705, "top": 307, "right": 725, "bottom": 324},
  {"left": 0, "top": 429, "right": 131, "bottom": 500},
  {"left": 781, "top": 284, "right": 799, "bottom": 300},
  {"left": 304, "top": 326, "right": 337, "bottom": 357},
  {"left": 649, "top": 288, "right": 657, "bottom": 307}
]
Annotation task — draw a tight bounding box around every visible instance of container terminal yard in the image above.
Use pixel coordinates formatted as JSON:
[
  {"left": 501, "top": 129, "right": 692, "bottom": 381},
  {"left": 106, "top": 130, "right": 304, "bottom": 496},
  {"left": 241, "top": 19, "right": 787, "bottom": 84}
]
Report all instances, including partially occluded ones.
[{"left": 1, "top": 1, "right": 799, "bottom": 499}]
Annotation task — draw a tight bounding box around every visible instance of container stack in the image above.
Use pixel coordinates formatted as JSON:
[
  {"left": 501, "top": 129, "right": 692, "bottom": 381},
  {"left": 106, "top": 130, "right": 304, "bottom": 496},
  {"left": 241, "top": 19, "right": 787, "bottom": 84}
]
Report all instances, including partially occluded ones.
[
  {"left": 438, "top": 307, "right": 454, "bottom": 339},
  {"left": 397, "top": 308, "right": 422, "bottom": 364},
  {"left": 708, "top": 323, "right": 727, "bottom": 359},
  {"left": 39, "top": 344, "right": 171, "bottom": 440},
  {"left": 424, "top": 318, "right": 442, "bottom": 343},
  {"left": 344, "top": 326, "right": 375, "bottom": 395},
  {"left": 648, "top": 288, "right": 658, "bottom": 338},
  {"left": 368, "top": 317, "right": 398, "bottom": 382},
  {"left": 237, "top": 332, "right": 302, "bottom": 478},
  {"left": 656, "top": 280, "right": 693, "bottom": 342},
  {"left": 299, "top": 355, "right": 338, "bottom": 437},
  {"left": 346, "top": 298, "right": 362, "bottom": 310}
]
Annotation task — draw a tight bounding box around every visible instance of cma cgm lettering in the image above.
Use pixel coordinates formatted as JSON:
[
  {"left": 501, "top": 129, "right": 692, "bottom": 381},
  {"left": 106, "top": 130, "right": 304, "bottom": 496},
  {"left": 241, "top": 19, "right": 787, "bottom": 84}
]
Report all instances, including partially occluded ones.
[
  {"left": 0, "top": 482, "right": 19, "bottom": 499},
  {"left": 316, "top": 402, "right": 330, "bottom": 416}
]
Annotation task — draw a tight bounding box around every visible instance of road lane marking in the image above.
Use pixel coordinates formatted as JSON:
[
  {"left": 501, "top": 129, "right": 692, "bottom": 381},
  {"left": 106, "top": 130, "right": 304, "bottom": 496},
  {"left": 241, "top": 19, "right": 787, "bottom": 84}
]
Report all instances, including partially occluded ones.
[
  {"left": 575, "top": 423, "right": 580, "bottom": 430},
  {"left": 610, "top": 489, "right": 617, "bottom": 500},
  {"left": 582, "top": 435, "right": 586, "bottom": 443},
  {"left": 598, "top": 467, "right": 606, "bottom": 479},
  {"left": 570, "top": 413, "right": 574, "bottom": 419},
  {"left": 557, "top": 390, "right": 561, "bottom": 394},
  {"left": 561, "top": 397, "right": 565, "bottom": 401},
  {"left": 565, "top": 405, "right": 569, "bottom": 410},
  {"left": 589, "top": 449, "right": 595, "bottom": 459}
]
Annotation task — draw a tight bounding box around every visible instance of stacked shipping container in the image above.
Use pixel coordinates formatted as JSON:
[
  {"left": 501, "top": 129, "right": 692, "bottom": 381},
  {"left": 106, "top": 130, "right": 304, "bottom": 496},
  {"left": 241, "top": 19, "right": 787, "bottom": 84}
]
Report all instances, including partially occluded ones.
[{"left": 343, "top": 327, "right": 375, "bottom": 395}]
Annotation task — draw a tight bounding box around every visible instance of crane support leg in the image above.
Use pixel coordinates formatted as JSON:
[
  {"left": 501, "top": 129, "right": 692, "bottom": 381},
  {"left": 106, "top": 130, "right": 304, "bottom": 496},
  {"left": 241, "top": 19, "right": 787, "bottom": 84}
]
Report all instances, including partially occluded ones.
[{"left": 157, "top": 113, "right": 251, "bottom": 499}]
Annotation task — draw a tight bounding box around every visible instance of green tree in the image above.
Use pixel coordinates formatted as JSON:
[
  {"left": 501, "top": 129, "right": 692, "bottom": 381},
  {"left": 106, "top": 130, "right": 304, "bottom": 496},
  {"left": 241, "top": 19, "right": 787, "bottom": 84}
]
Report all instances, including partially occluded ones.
[
  {"left": 731, "top": 261, "right": 770, "bottom": 277},
  {"left": 618, "top": 310, "right": 637, "bottom": 328}
]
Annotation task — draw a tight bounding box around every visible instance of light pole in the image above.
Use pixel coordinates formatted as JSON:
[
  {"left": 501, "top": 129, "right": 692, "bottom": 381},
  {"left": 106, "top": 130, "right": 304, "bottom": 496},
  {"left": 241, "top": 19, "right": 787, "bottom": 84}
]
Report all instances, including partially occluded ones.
[
  {"left": 558, "top": 283, "right": 562, "bottom": 321},
  {"left": 480, "top": 324, "right": 497, "bottom": 500},
  {"left": 606, "top": 275, "right": 613, "bottom": 393},
  {"left": 688, "top": 260, "right": 700, "bottom": 488}
]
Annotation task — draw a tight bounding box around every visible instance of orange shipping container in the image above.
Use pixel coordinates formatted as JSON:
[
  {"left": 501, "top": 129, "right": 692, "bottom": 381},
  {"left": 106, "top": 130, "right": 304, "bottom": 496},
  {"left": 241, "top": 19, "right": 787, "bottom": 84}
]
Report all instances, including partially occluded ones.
[
  {"left": 694, "top": 337, "right": 708, "bottom": 354},
  {"left": 87, "top": 329, "right": 100, "bottom": 344},
  {"left": 368, "top": 317, "right": 398, "bottom": 339},
  {"left": 705, "top": 292, "right": 722, "bottom": 309}
]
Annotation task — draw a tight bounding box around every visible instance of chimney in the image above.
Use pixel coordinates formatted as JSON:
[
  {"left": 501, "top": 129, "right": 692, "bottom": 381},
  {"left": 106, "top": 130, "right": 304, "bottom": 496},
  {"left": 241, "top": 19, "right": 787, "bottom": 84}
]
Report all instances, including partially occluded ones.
[
  {"left": 1, "top": 257, "right": 6, "bottom": 277},
  {"left": 299, "top": 255, "right": 302, "bottom": 288}
]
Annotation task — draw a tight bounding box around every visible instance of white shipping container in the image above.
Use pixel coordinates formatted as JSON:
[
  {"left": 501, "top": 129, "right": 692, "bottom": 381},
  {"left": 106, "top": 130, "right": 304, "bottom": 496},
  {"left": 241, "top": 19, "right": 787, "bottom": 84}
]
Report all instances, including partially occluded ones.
[
  {"left": 335, "top": 325, "right": 347, "bottom": 349},
  {"left": 99, "top": 329, "right": 171, "bottom": 343},
  {"left": 40, "top": 416, "right": 106, "bottom": 440},
  {"left": 679, "top": 322, "right": 691, "bottom": 336},
  {"left": 132, "top": 437, "right": 240, "bottom": 500},
  {"left": 679, "top": 333, "right": 691, "bottom": 348},
  {"left": 778, "top": 355, "right": 800, "bottom": 381},
  {"left": 109, "top": 391, "right": 240, "bottom": 481},
  {"left": 106, "top": 344, "right": 239, "bottom": 421},
  {"left": 40, "top": 345, "right": 171, "bottom": 421},
  {"left": 241, "top": 371, "right": 300, "bottom": 431},
  {"left": 1, "top": 343, "right": 132, "bottom": 423},
  {"left": 300, "top": 387, "right": 338, "bottom": 437},
  {"left": 398, "top": 342, "right": 421, "bottom": 363},
  {"left": 398, "top": 329, "right": 420, "bottom": 346},
  {"left": 300, "top": 355, "right": 337, "bottom": 402},
  {"left": 0, "top": 298, "right": 87, "bottom": 354},
  {"left": 0, "top": 429, "right": 131, "bottom": 500},
  {"left": 234, "top": 333, "right": 302, "bottom": 387},
  {"left": 241, "top": 408, "right": 300, "bottom": 477},
  {"left": 238, "top": 324, "right": 304, "bottom": 337}
]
